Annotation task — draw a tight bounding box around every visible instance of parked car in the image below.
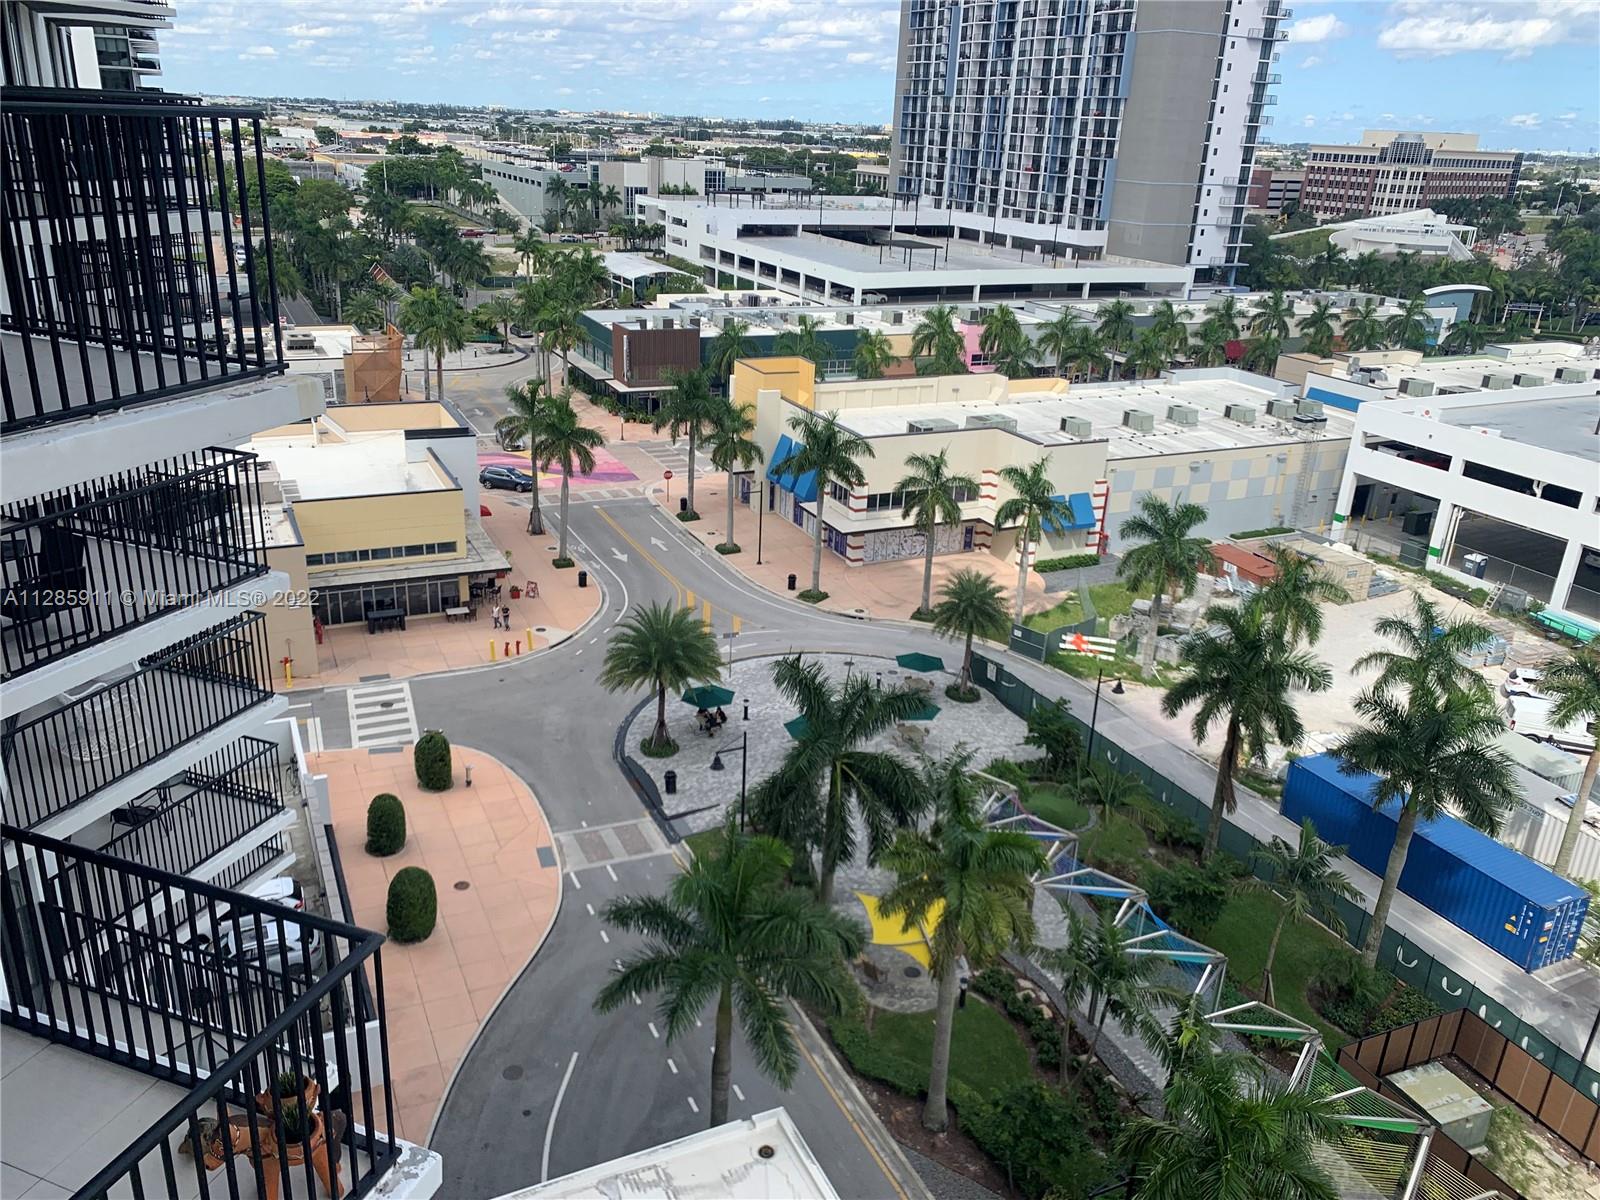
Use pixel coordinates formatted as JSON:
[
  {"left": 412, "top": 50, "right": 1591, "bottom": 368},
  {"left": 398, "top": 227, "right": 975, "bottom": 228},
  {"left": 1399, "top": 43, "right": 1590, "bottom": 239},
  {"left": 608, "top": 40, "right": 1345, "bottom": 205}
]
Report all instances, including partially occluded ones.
[
  {"left": 1503, "top": 668, "right": 1547, "bottom": 699},
  {"left": 480, "top": 465, "right": 533, "bottom": 492}
]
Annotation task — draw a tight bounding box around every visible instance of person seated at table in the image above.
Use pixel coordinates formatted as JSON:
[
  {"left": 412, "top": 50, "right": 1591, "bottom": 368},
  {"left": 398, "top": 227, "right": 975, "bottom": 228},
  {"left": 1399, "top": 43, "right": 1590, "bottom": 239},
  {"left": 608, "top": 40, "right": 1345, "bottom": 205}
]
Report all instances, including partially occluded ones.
[
  {"left": 713, "top": 706, "right": 728, "bottom": 728},
  {"left": 695, "top": 707, "right": 709, "bottom": 732}
]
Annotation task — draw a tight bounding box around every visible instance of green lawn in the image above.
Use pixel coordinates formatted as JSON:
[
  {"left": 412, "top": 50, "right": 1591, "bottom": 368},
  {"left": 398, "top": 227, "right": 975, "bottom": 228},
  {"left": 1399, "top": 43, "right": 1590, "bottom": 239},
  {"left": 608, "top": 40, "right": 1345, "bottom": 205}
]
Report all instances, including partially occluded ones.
[
  {"left": 1077, "top": 812, "right": 1149, "bottom": 879},
  {"left": 1024, "top": 583, "right": 1139, "bottom": 635},
  {"left": 870, "top": 1000, "right": 1034, "bottom": 1099},
  {"left": 1025, "top": 784, "right": 1090, "bottom": 831},
  {"left": 682, "top": 828, "right": 723, "bottom": 861},
  {"left": 1205, "top": 891, "right": 1352, "bottom": 1046},
  {"left": 410, "top": 203, "right": 475, "bottom": 228}
]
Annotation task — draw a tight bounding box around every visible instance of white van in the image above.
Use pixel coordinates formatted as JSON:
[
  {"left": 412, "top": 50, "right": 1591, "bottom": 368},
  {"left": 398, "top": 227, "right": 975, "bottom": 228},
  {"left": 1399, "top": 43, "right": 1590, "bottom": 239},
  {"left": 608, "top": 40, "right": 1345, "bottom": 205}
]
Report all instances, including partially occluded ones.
[{"left": 1502, "top": 694, "right": 1597, "bottom": 755}]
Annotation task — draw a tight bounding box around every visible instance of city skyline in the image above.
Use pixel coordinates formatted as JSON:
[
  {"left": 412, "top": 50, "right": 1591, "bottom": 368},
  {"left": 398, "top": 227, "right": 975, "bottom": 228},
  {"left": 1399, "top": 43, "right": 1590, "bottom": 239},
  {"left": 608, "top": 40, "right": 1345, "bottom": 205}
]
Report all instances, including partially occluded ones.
[{"left": 158, "top": 0, "right": 1599, "bottom": 152}]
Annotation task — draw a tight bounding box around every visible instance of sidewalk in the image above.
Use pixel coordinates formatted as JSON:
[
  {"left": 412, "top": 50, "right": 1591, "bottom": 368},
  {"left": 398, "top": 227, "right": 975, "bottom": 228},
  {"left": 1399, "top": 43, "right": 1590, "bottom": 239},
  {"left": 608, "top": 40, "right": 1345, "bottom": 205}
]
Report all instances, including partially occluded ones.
[
  {"left": 649, "top": 470, "right": 1053, "bottom": 621},
  {"left": 317, "top": 745, "right": 560, "bottom": 1145}
]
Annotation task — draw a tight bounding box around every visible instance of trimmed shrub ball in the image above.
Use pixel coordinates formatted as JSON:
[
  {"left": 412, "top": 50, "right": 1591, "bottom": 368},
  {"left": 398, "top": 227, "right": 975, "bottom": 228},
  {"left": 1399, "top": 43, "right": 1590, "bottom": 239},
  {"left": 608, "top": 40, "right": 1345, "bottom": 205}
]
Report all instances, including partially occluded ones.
[
  {"left": 386, "top": 867, "right": 437, "bottom": 944},
  {"left": 365, "top": 793, "right": 406, "bottom": 857},
  {"left": 413, "top": 730, "right": 452, "bottom": 791}
]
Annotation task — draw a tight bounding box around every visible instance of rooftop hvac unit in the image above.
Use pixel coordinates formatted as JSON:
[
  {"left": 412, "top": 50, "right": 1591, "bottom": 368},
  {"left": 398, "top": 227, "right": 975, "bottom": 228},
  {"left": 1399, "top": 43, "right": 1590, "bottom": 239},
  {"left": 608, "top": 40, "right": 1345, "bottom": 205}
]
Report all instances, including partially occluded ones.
[
  {"left": 1555, "top": 366, "right": 1589, "bottom": 383},
  {"left": 1123, "top": 409, "right": 1155, "bottom": 434},
  {"left": 907, "top": 417, "right": 960, "bottom": 434},
  {"left": 890, "top": 310, "right": 905, "bottom": 325},
  {"left": 1166, "top": 404, "right": 1199, "bottom": 426},
  {"left": 1513, "top": 373, "right": 1545, "bottom": 387},
  {"left": 1059, "top": 415, "right": 1093, "bottom": 438},
  {"left": 1480, "top": 373, "right": 1514, "bottom": 390},
  {"left": 965, "top": 413, "right": 1019, "bottom": 432},
  {"left": 1267, "top": 399, "right": 1298, "bottom": 420},
  {"left": 1296, "top": 399, "right": 1326, "bottom": 420},
  {"left": 1225, "top": 403, "right": 1257, "bottom": 425},
  {"left": 841, "top": 313, "right": 855, "bottom": 325},
  {"left": 1397, "top": 377, "right": 1435, "bottom": 397}
]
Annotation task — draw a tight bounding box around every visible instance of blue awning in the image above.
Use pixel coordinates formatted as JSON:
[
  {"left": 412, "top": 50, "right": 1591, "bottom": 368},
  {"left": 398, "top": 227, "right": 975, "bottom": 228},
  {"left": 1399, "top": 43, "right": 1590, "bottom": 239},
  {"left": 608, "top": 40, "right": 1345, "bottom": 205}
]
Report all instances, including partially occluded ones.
[
  {"left": 793, "top": 470, "right": 818, "bottom": 503},
  {"left": 1042, "top": 492, "right": 1097, "bottom": 534},
  {"left": 765, "top": 436, "right": 796, "bottom": 482}
]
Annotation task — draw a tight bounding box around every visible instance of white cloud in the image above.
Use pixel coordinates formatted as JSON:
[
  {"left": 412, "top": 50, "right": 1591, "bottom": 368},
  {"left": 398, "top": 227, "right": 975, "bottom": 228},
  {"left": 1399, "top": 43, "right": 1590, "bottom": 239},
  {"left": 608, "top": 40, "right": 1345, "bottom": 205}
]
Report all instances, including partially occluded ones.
[
  {"left": 1376, "top": 1, "right": 1599, "bottom": 59},
  {"left": 1507, "top": 113, "right": 1542, "bottom": 128},
  {"left": 238, "top": 45, "right": 277, "bottom": 59},
  {"left": 1301, "top": 114, "right": 1317, "bottom": 127},
  {"left": 1298, "top": 54, "right": 1322, "bottom": 68},
  {"left": 1289, "top": 13, "right": 1348, "bottom": 43}
]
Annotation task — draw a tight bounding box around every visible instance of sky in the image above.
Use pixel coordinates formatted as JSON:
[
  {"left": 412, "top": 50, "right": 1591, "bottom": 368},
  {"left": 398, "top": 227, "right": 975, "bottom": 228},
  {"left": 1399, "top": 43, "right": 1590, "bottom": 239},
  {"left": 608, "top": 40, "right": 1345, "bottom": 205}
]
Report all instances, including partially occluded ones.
[{"left": 160, "top": 0, "right": 1598, "bottom": 152}]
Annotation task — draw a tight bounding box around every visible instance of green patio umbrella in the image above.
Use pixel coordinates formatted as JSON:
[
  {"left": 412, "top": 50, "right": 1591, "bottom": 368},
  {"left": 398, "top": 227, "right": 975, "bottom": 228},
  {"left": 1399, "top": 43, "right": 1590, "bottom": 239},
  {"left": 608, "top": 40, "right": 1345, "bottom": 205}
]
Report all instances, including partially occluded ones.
[
  {"left": 905, "top": 701, "right": 940, "bottom": 722},
  {"left": 682, "top": 685, "right": 735, "bottom": 708},
  {"left": 895, "top": 652, "right": 945, "bottom": 673},
  {"left": 784, "top": 715, "right": 811, "bottom": 741}
]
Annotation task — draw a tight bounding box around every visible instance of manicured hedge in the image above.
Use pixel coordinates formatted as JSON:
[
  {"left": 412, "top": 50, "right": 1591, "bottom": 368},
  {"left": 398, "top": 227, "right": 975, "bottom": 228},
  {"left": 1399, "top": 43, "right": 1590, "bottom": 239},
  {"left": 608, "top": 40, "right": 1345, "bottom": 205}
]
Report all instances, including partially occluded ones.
[
  {"left": 365, "top": 793, "right": 405, "bottom": 856},
  {"left": 1032, "top": 553, "right": 1101, "bottom": 573},
  {"left": 386, "top": 867, "right": 437, "bottom": 943},
  {"left": 413, "top": 730, "right": 452, "bottom": 791}
]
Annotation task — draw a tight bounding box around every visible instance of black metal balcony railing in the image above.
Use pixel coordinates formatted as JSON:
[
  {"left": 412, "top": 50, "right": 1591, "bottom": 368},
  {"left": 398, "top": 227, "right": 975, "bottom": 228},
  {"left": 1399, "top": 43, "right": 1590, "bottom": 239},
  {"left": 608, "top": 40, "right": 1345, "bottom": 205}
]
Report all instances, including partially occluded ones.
[
  {"left": 0, "top": 88, "right": 286, "bottom": 435},
  {"left": 1, "top": 612, "right": 274, "bottom": 830},
  {"left": 1, "top": 447, "right": 269, "bottom": 682},
  {"left": 1, "top": 824, "right": 398, "bottom": 1200},
  {"left": 100, "top": 734, "right": 287, "bottom": 884}
]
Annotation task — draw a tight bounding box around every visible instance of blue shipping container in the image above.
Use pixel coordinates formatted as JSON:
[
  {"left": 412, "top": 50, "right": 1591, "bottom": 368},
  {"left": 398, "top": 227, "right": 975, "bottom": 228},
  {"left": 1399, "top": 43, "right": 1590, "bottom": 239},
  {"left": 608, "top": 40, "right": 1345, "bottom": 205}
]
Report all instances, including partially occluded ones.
[{"left": 1282, "top": 754, "right": 1590, "bottom": 972}]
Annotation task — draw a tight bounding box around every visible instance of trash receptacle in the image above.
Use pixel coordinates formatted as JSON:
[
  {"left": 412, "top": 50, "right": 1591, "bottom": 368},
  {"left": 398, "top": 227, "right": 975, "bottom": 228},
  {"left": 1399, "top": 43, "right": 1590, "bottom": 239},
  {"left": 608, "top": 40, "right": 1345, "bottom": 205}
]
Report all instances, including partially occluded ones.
[
  {"left": 679, "top": 497, "right": 688, "bottom": 514},
  {"left": 664, "top": 770, "right": 677, "bottom": 795},
  {"left": 1463, "top": 552, "right": 1488, "bottom": 580},
  {"left": 787, "top": 573, "right": 797, "bottom": 591},
  {"left": 578, "top": 569, "right": 588, "bottom": 588}
]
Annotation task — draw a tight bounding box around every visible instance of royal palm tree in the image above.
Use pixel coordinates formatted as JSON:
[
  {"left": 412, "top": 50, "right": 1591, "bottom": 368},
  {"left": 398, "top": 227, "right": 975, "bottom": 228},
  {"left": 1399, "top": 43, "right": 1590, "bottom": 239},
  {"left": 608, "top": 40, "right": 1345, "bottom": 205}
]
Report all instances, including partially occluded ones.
[
  {"left": 1117, "top": 493, "right": 1210, "bottom": 676},
  {"left": 897, "top": 449, "right": 979, "bottom": 615},
  {"left": 1442, "top": 320, "right": 1490, "bottom": 355},
  {"left": 512, "top": 227, "right": 547, "bottom": 276},
  {"left": 397, "top": 284, "right": 468, "bottom": 402},
  {"left": 480, "top": 294, "right": 519, "bottom": 348},
  {"left": 541, "top": 394, "right": 603, "bottom": 564},
  {"left": 879, "top": 750, "right": 1045, "bottom": 1132},
  {"left": 706, "top": 318, "right": 753, "bottom": 391},
  {"left": 1249, "top": 818, "right": 1359, "bottom": 1005},
  {"left": 1340, "top": 298, "right": 1385, "bottom": 352},
  {"left": 749, "top": 656, "right": 925, "bottom": 904},
  {"left": 1148, "top": 300, "right": 1193, "bottom": 357},
  {"left": 1096, "top": 298, "right": 1136, "bottom": 351},
  {"left": 910, "top": 303, "right": 967, "bottom": 375},
  {"left": 1385, "top": 295, "right": 1432, "bottom": 351},
  {"left": 852, "top": 329, "right": 898, "bottom": 380},
  {"left": 495, "top": 378, "right": 555, "bottom": 535},
  {"left": 1335, "top": 684, "right": 1518, "bottom": 966},
  {"left": 1034, "top": 311, "right": 1083, "bottom": 375},
  {"left": 979, "top": 304, "right": 1034, "bottom": 376},
  {"left": 931, "top": 569, "right": 1010, "bottom": 697},
  {"left": 1126, "top": 329, "right": 1170, "bottom": 379},
  {"left": 784, "top": 409, "right": 874, "bottom": 597},
  {"left": 774, "top": 314, "right": 829, "bottom": 366},
  {"left": 1118, "top": 1050, "right": 1342, "bottom": 1200},
  {"left": 1210, "top": 294, "right": 1243, "bottom": 339},
  {"left": 1351, "top": 250, "right": 1385, "bottom": 293},
  {"left": 1162, "top": 599, "right": 1332, "bottom": 861},
  {"left": 995, "top": 458, "right": 1075, "bottom": 623},
  {"left": 1189, "top": 314, "right": 1232, "bottom": 367},
  {"left": 1250, "top": 289, "right": 1294, "bottom": 340},
  {"left": 703, "top": 397, "right": 763, "bottom": 554},
  {"left": 1243, "top": 333, "right": 1282, "bottom": 375},
  {"left": 344, "top": 290, "right": 383, "bottom": 333},
  {"left": 539, "top": 301, "right": 585, "bottom": 395},
  {"left": 545, "top": 176, "right": 570, "bottom": 229},
  {"left": 1298, "top": 298, "right": 1338, "bottom": 358},
  {"left": 652, "top": 367, "right": 722, "bottom": 519},
  {"left": 1542, "top": 650, "right": 1600, "bottom": 878},
  {"left": 596, "top": 183, "right": 623, "bottom": 218},
  {"left": 1356, "top": 592, "right": 1494, "bottom": 703},
  {"left": 1258, "top": 544, "right": 1351, "bottom": 647},
  {"left": 1063, "top": 324, "right": 1109, "bottom": 381},
  {"left": 598, "top": 602, "right": 723, "bottom": 753},
  {"left": 1315, "top": 240, "right": 1348, "bottom": 288},
  {"left": 596, "top": 823, "right": 863, "bottom": 1127}
]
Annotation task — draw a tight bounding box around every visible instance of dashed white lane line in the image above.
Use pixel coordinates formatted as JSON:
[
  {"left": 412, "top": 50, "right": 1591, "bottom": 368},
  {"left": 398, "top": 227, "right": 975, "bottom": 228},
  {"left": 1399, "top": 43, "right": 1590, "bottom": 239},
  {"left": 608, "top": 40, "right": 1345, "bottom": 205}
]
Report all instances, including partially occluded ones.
[
  {"left": 604, "top": 864, "right": 618, "bottom": 882},
  {"left": 584, "top": 903, "right": 595, "bottom": 917},
  {"left": 568, "top": 872, "right": 581, "bottom": 890},
  {"left": 575, "top": 648, "right": 584, "bottom": 656},
  {"left": 686, "top": 1096, "right": 699, "bottom": 1114},
  {"left": 647, "top": 1022, "right": 660, "bottom": 1039},
  {"left": 733, "top": 1084, "right": 745, "bottom": 1102},
  {"left": 667, "top": 1058, "right": 678, "bottom": 1074},
  {"left": 599, "top": 929, "right": 610, "bottom": 944}
]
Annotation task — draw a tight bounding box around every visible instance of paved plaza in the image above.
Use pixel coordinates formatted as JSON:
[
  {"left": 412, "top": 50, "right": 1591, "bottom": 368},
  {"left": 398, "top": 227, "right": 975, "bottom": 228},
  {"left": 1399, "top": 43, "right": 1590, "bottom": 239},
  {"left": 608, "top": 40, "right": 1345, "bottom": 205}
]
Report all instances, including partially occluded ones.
[{"left": 625, "top": 651, "right": 1033, "bottom": 833}]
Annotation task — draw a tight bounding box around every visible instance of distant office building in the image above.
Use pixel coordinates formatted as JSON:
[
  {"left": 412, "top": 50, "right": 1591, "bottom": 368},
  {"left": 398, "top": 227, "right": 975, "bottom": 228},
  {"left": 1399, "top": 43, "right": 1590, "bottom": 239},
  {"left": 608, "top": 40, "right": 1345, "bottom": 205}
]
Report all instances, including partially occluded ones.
[
  {"left": 596, "top": 156, "right": 811, "bottom": 216},
  {"left": 1247, "top": 167, "right": 1303, "bottom": 213},
  {"left": 2, "top": 0, "right": 170, "bottom": 89},
  {"left": 1301, "top": 131, "right": 1521, "bottom": 219},
  {"left": 853, "top": 161, "right": 891, "bottom": 192},
  {"left": 889, "top": 0, "right": 1288, "bottom": 274}
]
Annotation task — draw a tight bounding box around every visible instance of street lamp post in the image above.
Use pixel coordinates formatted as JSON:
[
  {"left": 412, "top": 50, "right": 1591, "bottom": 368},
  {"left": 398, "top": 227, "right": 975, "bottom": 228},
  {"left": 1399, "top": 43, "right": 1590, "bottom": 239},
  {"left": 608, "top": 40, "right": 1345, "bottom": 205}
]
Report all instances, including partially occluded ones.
[
  {"left": 756, "top": 483, "right": 766, "bottom": 564},
  {"left": 709, "top": 730, "right": 751, "bottom": 830}
]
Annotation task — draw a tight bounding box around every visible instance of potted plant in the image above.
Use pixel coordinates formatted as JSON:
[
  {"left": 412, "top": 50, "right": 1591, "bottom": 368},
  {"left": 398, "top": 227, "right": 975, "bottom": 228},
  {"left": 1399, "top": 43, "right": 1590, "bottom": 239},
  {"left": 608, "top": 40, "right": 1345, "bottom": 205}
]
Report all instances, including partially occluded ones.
[{"left": 256, "top": 1069, "right": 318, "bottom": 1121}]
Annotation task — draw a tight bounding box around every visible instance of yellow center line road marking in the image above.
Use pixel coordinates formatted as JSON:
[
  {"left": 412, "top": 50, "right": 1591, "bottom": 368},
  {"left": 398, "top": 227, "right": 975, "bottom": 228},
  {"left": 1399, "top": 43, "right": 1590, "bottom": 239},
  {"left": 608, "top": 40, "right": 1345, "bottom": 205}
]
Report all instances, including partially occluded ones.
[
  {"left": 596, "top": 507, "right": 683, "bottom": 606},
  {"left": 793, "top": 1017, "right": 912, "bottom": 1200}
]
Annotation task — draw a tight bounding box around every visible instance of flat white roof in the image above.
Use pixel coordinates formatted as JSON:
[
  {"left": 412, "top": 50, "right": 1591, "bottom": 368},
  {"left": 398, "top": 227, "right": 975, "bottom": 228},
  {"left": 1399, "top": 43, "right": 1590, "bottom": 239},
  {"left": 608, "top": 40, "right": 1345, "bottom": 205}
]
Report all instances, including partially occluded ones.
[
  {"left": 247, "top": 432, "right": 455, "bottom": 500},
  {"left": 604, "top": 251, "right": 679, "bottom": 282},
  {"left": 832, "top": 376, "right": 1354, "bottom": 459},
  {"left": 1438, "top": 395, "right": 1600, "bottom": 463},
  {"left": 498, "top": 1109, "right": 839, "bottom": 1200}
]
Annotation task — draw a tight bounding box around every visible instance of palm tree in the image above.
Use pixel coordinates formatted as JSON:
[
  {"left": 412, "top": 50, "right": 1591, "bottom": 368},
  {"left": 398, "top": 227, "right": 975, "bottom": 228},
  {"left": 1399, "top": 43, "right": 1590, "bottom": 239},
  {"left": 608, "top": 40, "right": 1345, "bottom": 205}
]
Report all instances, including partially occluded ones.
[
  {"left": 1298, "top": 298, "right": 1338, "bottom": 358},
  {"left": 1385, "top": 295, "right": 1432, "bottom": 352},
  {"left": 995, "top": 458, "right": 1075, "bottom": 623},
  {"left": 1048, "top": 906, "right": 1183, "bottom": 1097},
  {"left": 344, "top": 291, "right": 383, "bottom": 333},
  {"left": 652, "top": 367, "right": 722, "bottom": 519},
  {"left": 1188, "top": 314, "right": 1231, "bottom": 367},
  {"left": 1077, "top": 758, "right": 1151, "bottom": 829},
  {"left": 979, "top": 304, "right": 1033, "bottom": 376},
  {"left": 1126, "top": 329, "right": 1169, "bottom": 379},
  {"left": 774, "top": 314, "right": 829, "bottom": 367},
  {"left": 1148, "top": 300, "right": 1193, "bottom": 357},
  {"left": 1064, "top": 324, "right": 1109, "bottom": 381},
  {"left": 1356, "top": 592, "right": 1494, "bottom": 704},
  {"left": 1442, "top": 320, "right": 1489, "bottom": 355},
  {"left": 1542, "top": 649, "right": 1600, "bottom": 878},
  {"left": 879, "top": 751, "right": 1045, "bottom": 1132},
  {"left": 1118, "top": 1050, "right": 1342, "bottom": 1200},
  {"left": 931, "top": 569, "right": 1010, "bottom": 696},
  {"left": 1250, "top": 289, "right": 1293, "bottom": 340},
  {"left": 495, "top": 379, "right": 554, "bottom": 535},
  {"left": 1351, "top": 250, "right": 1385, "bottom": 293},
  {"left": 541, "top": 394, "right": 603, "bottom": 564},
  {"left": 852, "top": 329, "right": 898, "bottom": 380},
  {"left": 1249, "top": 818, "right": 1359, "bottom": 1005},
  {"left": 1210, "top": 294, "right": 1242, "bottom": 340},
  {"left": 703, "top": 396, "right": 763, "bottom": 554},
  {"left": 512, "top": 228, "right": 547, "bottom": 276},
  {"left": 596, "top": 183, "right": 623, "bottom": 218},
  {"left": 545, "top": 177, "right": 570, "bottom": 229},
  {"left": 480, "top": 294, "right": 519, "bottom": 348},
  {"left": 598, "top": 602, "right": 723, "bottom": 753},
  {"left": 539, "top": 302, "right": 585, "bottom": 395},
  {"left": 1340, "top": 298, "right": 1385, "bottom": 352},
  {"left": 897, "top": 450, "right": 979, "bottom": 615},
  {"left": 596, "top": 823, "right": 863, "bottom": 1127},
  {"left": 1335, "top": 683, "right": 1518, "bottom": 967},
  {"left": 706, "top": 318, "right": 753, "bottom": 391},
  {"left": 1095, "top": 298, "right": 1135, "bottom": 351},
  {"left": 1034, "top": 311, "right": 1083, "bottom": 375},
  {"left": 1162, "top": 599, "right": 1332, "bottom": 861},
  {"left": 1257, "top": 544, "right": 1351, "bottom": 647},
  {"left": 910, "top": 304, "right": 967, "bottom": 375},
  {"left": 750, "top": 656, "right": 926, "bottom": 904},
  {"left": 397, "top": 284, "right": 468, "bottom": 402},
  {"left": 1117, "top": 493, "right": 1211, "bottom": 676},
  {"left": 1243, "top": 333, "right": 1282, "bottom": 375},
  {"left": 1315, "top": 240, "right": 1348, "bottom": 288},
  {"left": 784, "top": 409, "right": 874, "bottom": 597}
]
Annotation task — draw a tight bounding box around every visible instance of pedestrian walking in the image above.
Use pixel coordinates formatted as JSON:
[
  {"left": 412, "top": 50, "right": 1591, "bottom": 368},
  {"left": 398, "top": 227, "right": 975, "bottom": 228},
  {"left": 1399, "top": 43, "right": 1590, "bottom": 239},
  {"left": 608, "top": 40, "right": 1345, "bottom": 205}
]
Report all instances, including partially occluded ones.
[{"left": 492, "top": 606, "right": 504, "bottom": 630}]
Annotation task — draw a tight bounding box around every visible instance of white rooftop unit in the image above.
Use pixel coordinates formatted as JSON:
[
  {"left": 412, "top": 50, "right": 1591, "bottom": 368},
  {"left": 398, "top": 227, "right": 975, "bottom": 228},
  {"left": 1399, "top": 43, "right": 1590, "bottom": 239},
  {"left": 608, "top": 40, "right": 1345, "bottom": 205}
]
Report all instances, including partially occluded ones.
[
  {"left": 1512, "top": 372, "right": 1545, "bottom": 387},
  {"left": 965, "top": 413, "right": 1019, "bottom": 432},
  {"left": 1267, "top": 399, "right": 1299, "bottom": 420},
  {"left": 1225, "top": 403, "right": 1257, "bottom": 425},
  {"left": 1397, "top": 377, "right": 1435, "bottom": 397},
  {"left": 907, "top": 417, "right": 959, "bottom": 434},
  {"left": 1297, "top": 399, "right": 1326, "bottom": 420},
  {"left": 1166, "top": 404, "right": 1199, "bottom": 426},
  {"left": 1122, "top": 409, "right": 1155, "bottom": 433},
  {"left": 1058, "top": 415, "right": 1094, "bottom": 439},
  {"left": 1554, "top": 366, "right": 1591, "bottom": 383},
  {"left": 1480, "top": 373, "right": 1514, "bottom": 390}
]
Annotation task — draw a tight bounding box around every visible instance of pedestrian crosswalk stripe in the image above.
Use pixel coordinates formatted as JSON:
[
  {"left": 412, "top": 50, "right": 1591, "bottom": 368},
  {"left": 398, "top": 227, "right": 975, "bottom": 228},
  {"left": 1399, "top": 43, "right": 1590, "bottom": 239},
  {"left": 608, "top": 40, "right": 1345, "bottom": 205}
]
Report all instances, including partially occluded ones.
[{"left": 347, "top": 680, "right": 420, "bottom": 749}]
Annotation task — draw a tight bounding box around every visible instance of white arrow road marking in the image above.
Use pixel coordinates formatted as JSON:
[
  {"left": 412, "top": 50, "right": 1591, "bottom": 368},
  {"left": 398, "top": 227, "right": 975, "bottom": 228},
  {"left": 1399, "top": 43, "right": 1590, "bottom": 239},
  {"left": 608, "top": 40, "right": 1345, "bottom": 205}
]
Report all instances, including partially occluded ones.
[
  {"left": 650, "top": 537, "right": 668, "bottom": 550},
  {"left": 610, "top": 548, "right": 629, "bottom": 562}
]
